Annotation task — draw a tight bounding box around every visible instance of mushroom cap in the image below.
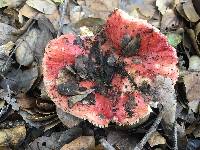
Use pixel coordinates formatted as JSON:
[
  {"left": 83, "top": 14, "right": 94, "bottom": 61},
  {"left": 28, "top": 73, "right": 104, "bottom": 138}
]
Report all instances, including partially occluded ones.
[{"left": 42, "top": 9, "right": 178, "bottom": 127}]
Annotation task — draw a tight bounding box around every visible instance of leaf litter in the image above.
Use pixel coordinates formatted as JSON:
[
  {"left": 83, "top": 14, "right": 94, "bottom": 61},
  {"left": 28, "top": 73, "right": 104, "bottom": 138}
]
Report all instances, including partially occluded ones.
[{"left": 0, "top": 0, "right": 200, "bottom": 149}]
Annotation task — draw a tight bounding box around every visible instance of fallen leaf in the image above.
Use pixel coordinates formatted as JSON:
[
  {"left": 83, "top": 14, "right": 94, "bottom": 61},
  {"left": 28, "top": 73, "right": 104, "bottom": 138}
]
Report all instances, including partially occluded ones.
[
  {"left": 192, "top": 0, "right": 200, "bottom": 16},
  {"left": 184, "top": 72, "right": 200, "bottom": 102},
  {"left": 75, "top": 17, "right": 105, "bottom": 28},
  {"left": 148, "top": 131, "right": 166, "bottom": 147},
  {"left": 0, "top": 52, "right": 12, "bottom": 75},
  {"left": 16, "top": 94, "right": 36, "bottom": 109},
  {"left": 0, "top": 65, "right": 38, "bottom": 93},
  {"left": 0, "top": 90, "right": 20, "bottom": 111},
  {"left": 161, "top": 9, "right": 180, "bottom": 31},
  {"left": 106, "top": 130, "right": 135, "bottom": 149},
  {"left": 28, "top": 127, "right": 82, "bottom": 150},
  {"left": 195, "top": 22, "right": 200, "bottom": 44},
  {"left": 123, "top": 0, "right": 156, "bottom": 19},
  {"left": 52, "top": 0, "right": 64, "bottom": 4},
  {"left": 186, "top": 139, "right": 200, "bottom": 150},
  {"left": 0, "top": 23, "right": 17, "bottom": 45},
  {"left": 83, "top": 0, "right": 119, "bottom": 19},
  {"left": 156, "top": 0, "right": 174, "bottom": 15},
  {"left": 153, "top": 76, "right": 177, "bottom": 129},
  {"left": 0, "top": 125, "right": 26, "bottom": 147},
  {"left": 176, "top": 3, "right": 189, "bottom": 21},
  {"left": 0, "top": 0, "right": 26, "bottom": 8},
  {"left": 69, "top": 4, "right": 83, "bottom": 23},
  {"left": 60, "top": 136, "right": 95, "bottom": 150},
  {"left": 177, "top": 123, "right": 187, "bottom": 149},
  {"left": 56, "top": 107, "right": 82, "bottom": 128},
  {"left": 188, "top": 100, "right": 200, "bottom": 113},
  {"left": 26, "top": 0, "right": 57, "bottom": 15},
  {"left": 19, "top": 4, "right": 67, "bottom": 31},
  {"left": 186, "top": 29, "right": 200, "bottom": 56},
  {"left": 189, "top": 55, "right": 200, "bottom": 71},
  {"left": 15, "top": 28, "right": 40, "bottom": 66},
  {"left": 182, "top": 0, "right": 200, "bottom": 22},
  {"left": 0, "top": 41, "right": 14, "bottom": 56},
  {"left": 68, "top": 89, "right": 95, "bottom": 108},
  {"left": 18, "top": 4, "right": 39, "bottom": 19}
]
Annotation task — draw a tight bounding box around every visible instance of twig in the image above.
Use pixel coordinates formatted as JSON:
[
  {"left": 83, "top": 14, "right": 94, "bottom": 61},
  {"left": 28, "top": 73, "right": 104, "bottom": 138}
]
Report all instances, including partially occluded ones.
[
  {"left": 11, "top": 18, "right": 34, "bottom": 36},
  {"left": 133, "top": 111, "right": 163, "bottom": 150},
  {"left": 57, "top": 0, "right": 68, "bottom": 37},
  {"left": 3, "top": 20, "right": 35, "bottom": 71},
  {"left": 173, "top": 121, "right": 178, "bottom": 150},
  {"left": 100, "top": 138, "right": 116, "bottom": 150}
]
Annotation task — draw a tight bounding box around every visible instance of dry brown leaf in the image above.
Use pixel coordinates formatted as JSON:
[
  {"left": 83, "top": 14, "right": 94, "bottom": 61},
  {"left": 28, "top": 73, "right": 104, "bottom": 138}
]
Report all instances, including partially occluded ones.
[
  {"left": 0, "top": 125, "right": 26, "bottom": 146},
  {"left": 60, "top": 136, "right": 95, "bottom": 150},
  {"left": 123, "top": 0, "right": 156, "bottom": 19},
  {"left": 176, "top": 2, "right": 189, "bottom": 21},
  {"left": 19, "top": 4, "right": 67, "bottom": 30},
  {"left": 161, "top": 9, "right": 179, "bottom": 31},
  {"left": 184, "top": 72, "right": 200, "bottom": 102},
  {"left": 182, "top": 0, "right": 200, "bottom": 22},
  {"left": 148, "top": 131, "right": 166, "bottom": 147},
  {"left": 19, "top": 4, "right": 38, "bottom": 19},
  {"left": 0, "top": 41, "right": 14, "bottom": 56},
  {"left": 189, "top": 55, "right": 200, "bottom": 71},
  {"left": 26, "top": 0, "right": 57, "bottom": 15},
  {"left": 0, "top": 0, "right": 26, "bottom": 8},
  {"left": 156, "top": 0, "right": 175, "bottom": 15},
  {"left": 83, "top": 0, "right": 119, "bottom": 19},
  {"left": 186, "top": 29, "right": 200, "bottom": 56}
]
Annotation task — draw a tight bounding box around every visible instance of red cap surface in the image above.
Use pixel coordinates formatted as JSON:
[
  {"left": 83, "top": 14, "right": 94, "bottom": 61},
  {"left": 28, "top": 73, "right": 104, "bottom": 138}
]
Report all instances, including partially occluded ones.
[{"left": 43, "top": 9, "right": 178, "bottom": 127}]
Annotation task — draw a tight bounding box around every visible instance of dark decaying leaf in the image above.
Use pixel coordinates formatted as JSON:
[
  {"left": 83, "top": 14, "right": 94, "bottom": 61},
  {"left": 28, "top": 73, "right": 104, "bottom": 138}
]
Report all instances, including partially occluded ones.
[
  {"left": 0, "top": 65, "right": 38, "bottom": 93},
  {"left": 106, "top": 130, "right": 135, "bottom": 149},
  {"left": 56, "top": 107, "right": 82, "bottom": 128},
  {"left": 0, "top": 23, "right": 17, "bottom": 45},
  {"left": 186, "top": 139, "right": 200, "bottom": 150},
  {"left": 0, "top": 52, "right": 12, "bottom": 75},
  {"left": 68, "top": 89, "right": 95, "bottom": 108},
  {"left": 27, "top": 127, "right": 82, "bottom": 150},
  {"left": 0, "top": 100, "right": 11, "bottom": 123}
]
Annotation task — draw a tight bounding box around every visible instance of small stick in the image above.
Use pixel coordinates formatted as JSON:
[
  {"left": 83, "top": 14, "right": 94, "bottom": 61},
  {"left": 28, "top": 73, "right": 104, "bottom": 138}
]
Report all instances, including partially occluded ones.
[
  {"left": 173, "top": 121, "right": 178, "bottom": 150},
  {"left": 57, "top": 0, "right": 69, "bottom": 37},
  {"left": 11, "top": 18, "right": 34, "bottom": 36},
  {"left": 133, "top": 111, "right": 163, "bottom": 150},
  {"left": 100, "top": 138, "right": 116, "bottom": 150}
]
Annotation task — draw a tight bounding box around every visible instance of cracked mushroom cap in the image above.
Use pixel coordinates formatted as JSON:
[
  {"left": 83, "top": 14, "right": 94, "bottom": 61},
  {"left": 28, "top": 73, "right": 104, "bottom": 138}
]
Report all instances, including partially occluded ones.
[{"left": 42, "top": 9, "right": 178, "bottom": 127}]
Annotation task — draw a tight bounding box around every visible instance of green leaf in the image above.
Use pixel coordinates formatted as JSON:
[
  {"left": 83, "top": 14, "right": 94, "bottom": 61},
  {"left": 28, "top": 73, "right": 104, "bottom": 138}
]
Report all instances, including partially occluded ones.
[{"left": 166, "top": 33, "right": 182, "bottom": 47}]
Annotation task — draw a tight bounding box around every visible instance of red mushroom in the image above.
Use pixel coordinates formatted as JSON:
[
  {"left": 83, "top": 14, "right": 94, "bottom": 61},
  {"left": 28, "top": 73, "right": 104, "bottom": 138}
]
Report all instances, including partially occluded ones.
[{"left": 42, "top": 9, "right": 178, "bottom": 127}]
